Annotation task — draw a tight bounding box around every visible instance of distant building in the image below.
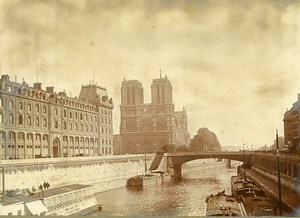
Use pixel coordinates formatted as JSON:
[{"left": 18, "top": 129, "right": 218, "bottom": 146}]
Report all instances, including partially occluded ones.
[
  {"left": 113, "top": 134, "right": 124, "bottom": 155},
  {"left": 119, "top": 75, "right": 190, "bottom": 154},
  {"left": 283, "top": 94, "right": 300, "bottom": 152},
  {"left": 0, "top": 74, "right": 114, "bottom": 159}
]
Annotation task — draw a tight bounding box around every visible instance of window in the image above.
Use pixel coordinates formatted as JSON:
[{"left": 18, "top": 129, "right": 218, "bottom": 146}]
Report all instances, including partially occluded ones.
[
  {"left": 54, "top": 120, "right": 58, "bottom": 128},
  {"left": 35, "top": 104, "right": 39, "bottom": 113},
  {"left": 19, "top": 102, "right": 23, "bottom": 110},
  {"left": 35, "top": 117, "right": 39, "bottom": 126},
  {"left": 43, "top": 118, "right": 47, "bottom": 127},
  {"left": 81, "top": 124, "right": 83, "bottom": 131},
  {"left": 63, "top": 121, "right": 67, "bottom": 130},
  {"left": 75, "top": 112, "right": 78, "bottom": 119},
  {"left": 80, "top": 113, "right": 83, "bottom": 120},
  {"left": 9, "top": 100, "right": 13, "bottom": 108},
  {"left": 19, "top": 115, "right": 23, "bottom": 125},
  {"left": 0, "top": 113, "right": 3, "bottom": 123},
  {"left": 54, "top": 108, "right": 58, "bottom": 116},
  {"left": 9, "top": 114, "right": 14, "bottom": 124},
  {"left": 27, "top": 116, "right": 32, "bottom": 125},
  {"left": 28, "top": 104, "right": 32, "bottom": 111},
  {"left": 63, "top": 109, "right": 66, "bottom": 117},
  {"left": 43, "top": 105, "right": 47, "bottom": 113}
]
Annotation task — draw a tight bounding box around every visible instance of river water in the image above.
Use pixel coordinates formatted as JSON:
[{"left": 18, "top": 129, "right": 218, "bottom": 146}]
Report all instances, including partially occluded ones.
[{"left": 90, "top": 160, "right": 239, "bottom": 216}]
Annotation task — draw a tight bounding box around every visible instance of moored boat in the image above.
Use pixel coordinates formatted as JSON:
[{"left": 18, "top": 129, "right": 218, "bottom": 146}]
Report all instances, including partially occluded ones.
[
  {"left": 241, "top": 189, "right": 280, "bottom": 216},
  {"left": 231, "top": 175, "right": 264, "bottom": 199},
  {"left": 205, "top": 190, "right": 246, "bottom": 216},
  {"left": 126, "top": 172, "right": 171, "bottom": 188},
  {"left": 42, "top": 184, "right": 99, "bottom": 216}
]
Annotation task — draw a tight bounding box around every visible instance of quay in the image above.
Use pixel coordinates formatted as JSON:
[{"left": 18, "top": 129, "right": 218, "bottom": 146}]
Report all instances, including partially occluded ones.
[
  {"left": 0, "top": 154, "right": 154, "bottom": 194},
  {"left": 239, "top": 167, "right": 300, "bottom": 214}
]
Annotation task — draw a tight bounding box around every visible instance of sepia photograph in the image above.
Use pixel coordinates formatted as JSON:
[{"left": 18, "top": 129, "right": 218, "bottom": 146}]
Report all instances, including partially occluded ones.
[{"left": 0, "top": 0, "right": 299, "bottom": 216}]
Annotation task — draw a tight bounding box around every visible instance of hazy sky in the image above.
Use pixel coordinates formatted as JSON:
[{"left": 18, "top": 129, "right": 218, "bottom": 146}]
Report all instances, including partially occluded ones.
[{"left": 1, "top": 0, "right": 300, "bottom": 148}]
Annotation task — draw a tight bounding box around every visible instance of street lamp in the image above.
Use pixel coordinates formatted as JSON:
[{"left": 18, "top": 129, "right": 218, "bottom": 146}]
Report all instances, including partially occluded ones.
[{"left": 243, "top": 143, "right": 246, "bottom": 178}]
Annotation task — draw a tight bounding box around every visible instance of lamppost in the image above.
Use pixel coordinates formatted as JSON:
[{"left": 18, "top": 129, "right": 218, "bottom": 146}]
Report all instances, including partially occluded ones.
[
  {"left": 276, "top": 129, "right": 282, "bottom": 215},
  {"left": 243, "top": 143, "right": 246, "bottom": 178}
]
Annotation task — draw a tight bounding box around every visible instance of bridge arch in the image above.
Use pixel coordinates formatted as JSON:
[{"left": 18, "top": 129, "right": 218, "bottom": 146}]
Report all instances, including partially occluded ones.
[{"left": 166, "top": 152, "right": 253, "bottom": 180}]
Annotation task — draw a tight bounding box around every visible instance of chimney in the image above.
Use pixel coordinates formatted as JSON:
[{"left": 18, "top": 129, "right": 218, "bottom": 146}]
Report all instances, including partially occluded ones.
[
  {"left": 34, "top": 82, "right": 42, "bottom": 90},
  {"left": 58, "top": 91, "right": 66, "bottom": 97},
  {"left": 46, "top": 86, "right": 54, "bottom": 93},
  {"left": 1, "top": 75, "right": 10, "bottom": 81}
]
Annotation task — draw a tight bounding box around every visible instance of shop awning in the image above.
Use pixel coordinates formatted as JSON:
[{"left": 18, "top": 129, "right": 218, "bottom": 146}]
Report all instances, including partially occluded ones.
[{"left": 25, "top": 200, "right": 48, "bottom": 215}]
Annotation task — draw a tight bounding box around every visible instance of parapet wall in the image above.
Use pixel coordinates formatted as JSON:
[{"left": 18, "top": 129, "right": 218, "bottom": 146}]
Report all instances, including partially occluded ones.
[{"left": 1, "top": 155, "right": 154, "bottom": 193}]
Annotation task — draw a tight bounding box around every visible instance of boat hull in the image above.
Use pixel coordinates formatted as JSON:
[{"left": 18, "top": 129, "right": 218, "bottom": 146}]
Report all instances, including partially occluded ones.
[
  {"left": 126, "top": 173, "right": 171, "bottom": 187},
  {"left": 205, "top": 191, "right": 245, "bottom": 216},
  {"left": 231, "top": 176, "right": 263, "bottom": 199}
]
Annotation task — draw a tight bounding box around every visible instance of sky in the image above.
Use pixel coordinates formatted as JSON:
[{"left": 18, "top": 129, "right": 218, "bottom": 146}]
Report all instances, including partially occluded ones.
[{"left": 1, "top": 0, "right": 300, "bottom": 148}]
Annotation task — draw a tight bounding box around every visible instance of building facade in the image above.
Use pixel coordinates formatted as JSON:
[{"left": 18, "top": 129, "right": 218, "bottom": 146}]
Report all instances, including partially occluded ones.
[
  {"left": 119, "top": 75, "right": 190, "bottom": 154},
  {"left": 0, "top": 74, "right": 113, "bottom": 159},
  {"left": 283, "top": 94, "right": 300, "bottom": 152}
]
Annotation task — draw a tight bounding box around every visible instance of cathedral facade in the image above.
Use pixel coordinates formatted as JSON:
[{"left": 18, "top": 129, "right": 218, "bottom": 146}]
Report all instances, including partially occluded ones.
[
  {"left": 0, "top": 74, "right": 114, "bottom": 159},
  {"left": 119, "top": 75, "right": 190, "bottom": 154}
]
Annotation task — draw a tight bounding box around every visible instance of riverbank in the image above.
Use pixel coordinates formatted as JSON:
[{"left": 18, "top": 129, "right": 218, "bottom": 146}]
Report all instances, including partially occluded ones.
[{"left": 0, "top": 155, "right": 154, "bottom": 192}]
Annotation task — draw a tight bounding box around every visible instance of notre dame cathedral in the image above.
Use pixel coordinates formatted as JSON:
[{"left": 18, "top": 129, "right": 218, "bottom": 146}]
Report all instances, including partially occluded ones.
[{"left": 120, "top": 74, "right": 190, "bottom": 154}]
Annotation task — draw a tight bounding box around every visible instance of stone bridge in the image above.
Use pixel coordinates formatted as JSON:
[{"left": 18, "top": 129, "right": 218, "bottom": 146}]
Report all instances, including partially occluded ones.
[{"left": 166, "top": 151, "right": 253, "bottom": 180}]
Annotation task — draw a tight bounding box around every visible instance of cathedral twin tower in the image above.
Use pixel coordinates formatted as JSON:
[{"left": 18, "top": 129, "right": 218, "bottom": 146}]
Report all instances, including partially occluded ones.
[{"left": 120, "top": 75, "right": 190, "bottom": 154}]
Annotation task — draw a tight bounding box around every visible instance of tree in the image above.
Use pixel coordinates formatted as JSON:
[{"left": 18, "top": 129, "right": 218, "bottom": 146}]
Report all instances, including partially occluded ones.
[
  {"left": 190, "top": 127, "right": 221, "bottom": 152},
  {"left": 160, "top": 144, "right": 175, "bottom": 153},
  {"left": 175, "top": 145, "right": 190, "bottom": 152}
]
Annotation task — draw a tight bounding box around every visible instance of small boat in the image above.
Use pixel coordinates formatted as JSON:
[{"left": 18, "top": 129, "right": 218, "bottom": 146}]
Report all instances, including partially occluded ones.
[
  {"left": 127, "top": 152, "right": 171, "bottom": 188},
  {"left": 241, "top": 189, "right": 280, "bottom": 216},
  {"left": 205, "top": 190, "right": 245, "bottom": 216},
  {"left": 126, "top": 173, "right": 170, "bottom": 187},
  {"left": 231, "top": 175, "right": 264, "bottom": 199}
]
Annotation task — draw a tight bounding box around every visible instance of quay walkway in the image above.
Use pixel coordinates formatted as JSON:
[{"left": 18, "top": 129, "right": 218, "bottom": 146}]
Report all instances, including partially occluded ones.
[{"left": 241, "top": 168, "right": 300, "bottom": 214}]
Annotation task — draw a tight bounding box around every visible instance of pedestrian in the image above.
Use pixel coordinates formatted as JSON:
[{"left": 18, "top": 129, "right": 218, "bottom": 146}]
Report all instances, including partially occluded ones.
[{"left": 43, "top": 181, "right": 47, "bottom": 189}]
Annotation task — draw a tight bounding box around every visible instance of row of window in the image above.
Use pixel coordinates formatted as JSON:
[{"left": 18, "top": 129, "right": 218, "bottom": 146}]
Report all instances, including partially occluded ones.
[
  {"left": 4, "top": 101, "right": 111, "bottom": 124},
  {"left": 1, "top": 113, "right": 112, "bottom": 135},
  {"left": 1, "top": 86, "right": 98, "bottom": 111},
  {"left": 6, "top": 145, "right": 48, "bottom": 149},
  {"left": 2, "top": 140, "right": 112, "bottom": 148}
]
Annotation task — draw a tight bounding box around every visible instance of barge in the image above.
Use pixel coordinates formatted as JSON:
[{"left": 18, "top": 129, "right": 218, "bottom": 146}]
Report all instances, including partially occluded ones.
[
  {"left": 205, "top": 190, "right": 246, "bottom": 216},
  {"left": 126, "top": 172, "right": 171, "bottom": 188}
]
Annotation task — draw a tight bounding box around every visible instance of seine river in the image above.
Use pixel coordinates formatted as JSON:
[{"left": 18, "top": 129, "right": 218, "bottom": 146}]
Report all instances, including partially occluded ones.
[{"left": 90, "top": 160, "right": 239, "bottom": 216}]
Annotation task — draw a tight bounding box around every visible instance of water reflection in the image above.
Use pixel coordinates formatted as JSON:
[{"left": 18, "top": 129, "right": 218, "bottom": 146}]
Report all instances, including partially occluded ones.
[{"left": 91, "top": 162, "right": 238, "bottom": 216}]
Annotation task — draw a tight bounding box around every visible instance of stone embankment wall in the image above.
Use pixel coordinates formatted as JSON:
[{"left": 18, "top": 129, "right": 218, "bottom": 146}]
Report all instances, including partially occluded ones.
[{"left": 1, "top": 155, "right": 154, "bottom": 193}]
